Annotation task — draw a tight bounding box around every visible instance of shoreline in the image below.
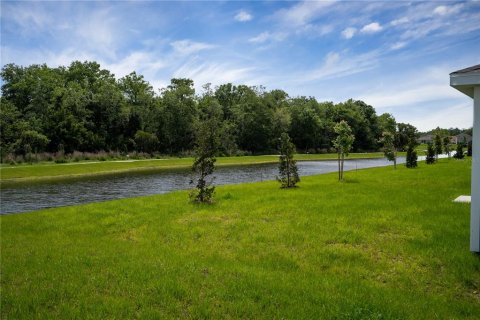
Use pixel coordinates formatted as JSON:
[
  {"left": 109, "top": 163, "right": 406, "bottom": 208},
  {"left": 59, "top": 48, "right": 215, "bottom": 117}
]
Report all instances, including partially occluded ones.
[{"left": 0, "top": 153, "right": 387, "bottom": 184}]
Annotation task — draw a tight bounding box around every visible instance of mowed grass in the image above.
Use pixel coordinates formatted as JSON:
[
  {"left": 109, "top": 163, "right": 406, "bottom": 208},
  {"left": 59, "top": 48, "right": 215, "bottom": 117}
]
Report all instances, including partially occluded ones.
[
  {"left": 0, "top": 153, "right": 385, "bottom": 182},
  {"left": 1, "top": 159, "right": 479, "bottom": 319}
]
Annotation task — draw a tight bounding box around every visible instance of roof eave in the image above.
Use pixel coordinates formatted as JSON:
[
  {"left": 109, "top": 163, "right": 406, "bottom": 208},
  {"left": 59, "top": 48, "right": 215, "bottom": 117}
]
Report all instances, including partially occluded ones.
[{"left": 450, "top": 73, "right": 480, "bottom": 98}]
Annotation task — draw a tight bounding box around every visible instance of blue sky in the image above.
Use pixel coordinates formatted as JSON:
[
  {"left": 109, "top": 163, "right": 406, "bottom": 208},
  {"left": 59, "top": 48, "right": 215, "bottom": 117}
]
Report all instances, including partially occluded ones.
[{"left": 1, "top": 0, "right": 479, "bottom": 131}]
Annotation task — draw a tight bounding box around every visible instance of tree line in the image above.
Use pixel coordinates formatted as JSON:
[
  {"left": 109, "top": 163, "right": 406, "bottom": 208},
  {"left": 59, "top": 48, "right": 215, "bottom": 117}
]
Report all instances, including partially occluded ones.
[{"left": 1, "top": 61, "right": 419, "bottom": 162}]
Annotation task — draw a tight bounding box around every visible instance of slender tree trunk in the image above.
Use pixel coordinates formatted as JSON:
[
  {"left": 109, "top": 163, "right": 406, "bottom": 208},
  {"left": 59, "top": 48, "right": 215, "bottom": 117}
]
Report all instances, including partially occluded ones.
[
  {"left": 337, "top": 151, "right": 341, "bottom": 181},
  {"left": 287, "top": 158, "right": 290, "bottom": 187},
  {"left": 341, "top": 153, "right": 345, "bottom": 180},
  {"left": 393, "top": 150, "right": 397, "bottom": 169}
]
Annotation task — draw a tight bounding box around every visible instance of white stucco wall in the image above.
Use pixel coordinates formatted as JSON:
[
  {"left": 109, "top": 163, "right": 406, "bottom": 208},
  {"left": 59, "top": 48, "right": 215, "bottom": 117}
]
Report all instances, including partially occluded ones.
[{"left": 471, "top": 86, "right": 480, "bottom": 252}]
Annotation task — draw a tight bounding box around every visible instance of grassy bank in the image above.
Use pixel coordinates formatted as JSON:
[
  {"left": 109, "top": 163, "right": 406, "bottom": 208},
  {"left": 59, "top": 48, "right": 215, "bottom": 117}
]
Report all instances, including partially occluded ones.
[
  {"left": 0, "top": 152, "right": 385, "bottom": 183},
  {"left": 1, "top": 158, "right": 479, "bottom": 318}
]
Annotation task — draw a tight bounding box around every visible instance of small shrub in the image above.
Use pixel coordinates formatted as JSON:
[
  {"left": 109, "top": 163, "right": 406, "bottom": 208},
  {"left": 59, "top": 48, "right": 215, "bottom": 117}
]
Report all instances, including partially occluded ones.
[
  {"left": 277, "top": 133, "right": 300, "bottom": 188},
  {"left": 406, "top": 144, "right": 417, "bottom": 168},
  {"left": 454, "top": 144, "right": 464, "bottom": 159},
  {"left": 425, "top": 144, "right": 435, "bottom": 164}
]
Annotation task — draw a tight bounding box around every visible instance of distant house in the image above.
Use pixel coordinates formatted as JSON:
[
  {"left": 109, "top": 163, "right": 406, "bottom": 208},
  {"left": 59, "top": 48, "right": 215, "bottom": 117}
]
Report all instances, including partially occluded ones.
[
  {"left": 450, "top": 133, "right": 472, "bottom": 144},
  {"left": 417, "top": 134, "right": 433, "bottom": 144}
]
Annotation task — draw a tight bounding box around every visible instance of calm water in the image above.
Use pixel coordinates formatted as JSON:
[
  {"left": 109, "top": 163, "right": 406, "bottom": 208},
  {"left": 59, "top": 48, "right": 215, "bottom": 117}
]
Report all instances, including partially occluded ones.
[{"left": 1, "top": 157, "right": 410, "bottom": 214}]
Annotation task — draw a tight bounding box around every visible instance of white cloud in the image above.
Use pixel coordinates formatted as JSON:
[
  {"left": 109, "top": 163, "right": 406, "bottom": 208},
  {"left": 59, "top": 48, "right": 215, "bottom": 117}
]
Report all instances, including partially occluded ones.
[
  {"left": 75, "top": 9, "right": 119, "bottom": 59},
  {"left": 357, "top": 65, "right": 464, "bottom": 111},
  {"left": 173, "top": 58, "right": 255, "bottom": 88},
  {"left": 3, "top": 3, "right": 53, "bottom": 33},
  {"left": 235, "top": 10, "right": 253, "bottom": 22},
  {"left": 391, "top": 17, "right": 409, "bottom": 26},
  {"left": 433, "top": 4, "right": 463, "bottom": 16},
  {"left": 170, "top": 40, "right": 216, "bottom": 55},
  {"left": 409, "top": 103, "right": 473, "bottom": 132},
  {"left": 341, "top": 27, "right": 357, "bottom": 39},
  {"left": 360, "top": 84, "right": 460, "bottom": 109},
  {"left": 248, "top": 31, "right": 287, "bottom": 44},
  {"left": 390, "top": 41, "right": 407, "bottom": 50},
  {"left": 305, "top": 50, "right": 380, "bottom": 81},
  {"left": 360, "top": 22, "right": 383, "bottom": 33},
  {"left": 1, "top": 46, "right": 96, "bottom": 68},
  {"left": 104, "top": 51, "right": 165, "bottom": 78},
  {"left": 275, "top": 0, "right": 337, "bottom": 27}
]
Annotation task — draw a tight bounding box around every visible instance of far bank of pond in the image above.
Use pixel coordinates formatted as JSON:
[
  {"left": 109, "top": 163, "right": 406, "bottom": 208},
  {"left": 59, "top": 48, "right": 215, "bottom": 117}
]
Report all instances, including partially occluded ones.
[
  {"left": 2, "top": 157, "right": 409, "bottom": 214},
  {"left": 0, "top": 153, "right": 387, "bottom": 182}
]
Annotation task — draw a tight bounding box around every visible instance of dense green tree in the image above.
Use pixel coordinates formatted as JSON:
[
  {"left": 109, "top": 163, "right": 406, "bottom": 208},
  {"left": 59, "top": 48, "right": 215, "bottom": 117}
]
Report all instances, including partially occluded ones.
[
  {"left": 377, "top": 113, "right": 396, "bottom": 133},
  {"left": 277, "top": 133, "right": 300, "bottom": 188},
  {"left": 1, "top": 60, "right": 424, "bottom": 162},
  {"left": 426, "top": 143, "right": 435, "bottom": 164},
  {"left": 232, "top": 86, "right": 274, "bottom": 153},
  {"left": 380, "top": 131, "right": 397, "bottom": 169},
  {"left": 405, "top": 144, "right": 417, "bottom": 168},
  {"left": 13, "top": 130, "right": 49, "bottom": 162},
  {"left": 433, "top": 134, "right": 442, "bottom": 160},
  {"left": 396, "top": 123, "right": 417, "bottom": 151},
  {"left": 159, "top": 78, "right": 198, "bottom": 153},
  {"left": 134, "top": 130, "right": 159, "bottom": 154},
  {"left": 443, "top": 136, "right": 451, "bottom": 158},
  {"left": 289, "top": 97, "right": 323, "bottom": 152},
  {"left": 118, "top": 72, "right": 155, "bottom": 131},
  {"left": 454, "top": 144, "right": 464, "bottom": 159},
  {"left": 0, "top": 98, "right": 22, "bottom": 160},
  {"left": 190, "top": 101, "right": 220, "bottom": 203},
  {"left": 333, "top": 120, "right": 355, "bottom": 181}
]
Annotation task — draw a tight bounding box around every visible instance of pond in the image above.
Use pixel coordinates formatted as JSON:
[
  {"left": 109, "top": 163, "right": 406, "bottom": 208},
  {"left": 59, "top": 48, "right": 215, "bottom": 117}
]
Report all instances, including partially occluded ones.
[{"left": 1, "top": 157, "right": 411, "bottom": 214}]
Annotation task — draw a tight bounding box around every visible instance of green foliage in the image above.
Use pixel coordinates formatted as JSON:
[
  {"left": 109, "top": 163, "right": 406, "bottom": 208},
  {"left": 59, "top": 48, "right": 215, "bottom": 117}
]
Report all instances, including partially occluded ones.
[
  {"left": 380, "top": 130, "right": 397, "bottom": 169},
  {"left": 333, "top": 120, "right": 355, "bottom": 181},
  {"left": 425, "top": 144, "right": 435, "bottom": 164},
  {"left": 467, "top": 141, "right": 472, "bottom": 157},
  {"left": 1, "top": 61, "right": 420, "bottom": 162},
  {"left": 14, "top": 130, "right": 49, "bottom": 156},
  {"left": 454, "top": 144, "right": 464, "bottom": 159},
  {"left": 433, "top": 134, "right": 442, "bottom": 159},
  {"left": 190, "top": 102, "right": 220, "bottom": 203},
  {"left": 405, "top": 144, "right": 417, "bottom": 168},
  {"left": 396, "top": 123, "right": 418, "bottom": 151},
  {"left": 277, "top": 133, "right": 300, "bottom": 188},
  {"left": 443, "top": 136, "right": 451, "bottom": 158},
  {"left": 134, "top": 130, "right": 159, "bottom": 154}
]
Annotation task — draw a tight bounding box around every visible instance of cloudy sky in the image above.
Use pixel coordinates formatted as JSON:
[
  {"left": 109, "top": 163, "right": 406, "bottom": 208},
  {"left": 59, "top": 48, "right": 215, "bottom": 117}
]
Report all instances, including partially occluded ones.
[{"left": 1, "top": 0, "right": 479, "bottom": 131}]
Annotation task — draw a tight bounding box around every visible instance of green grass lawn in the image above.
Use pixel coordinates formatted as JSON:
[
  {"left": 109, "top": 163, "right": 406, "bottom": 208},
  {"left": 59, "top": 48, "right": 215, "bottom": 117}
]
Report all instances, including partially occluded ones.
[
  {"left": 2, "top": 159, "right": 479, "bottom": 319},
  {"left": 0, "top": 152, "right": 385, "bottom": 183}
]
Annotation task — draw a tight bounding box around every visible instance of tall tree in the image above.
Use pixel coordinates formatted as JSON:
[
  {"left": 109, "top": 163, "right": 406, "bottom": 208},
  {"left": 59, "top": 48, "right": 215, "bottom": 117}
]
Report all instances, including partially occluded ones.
[
  {"left": 426, "top": 143, "right": 436, "bottom": 164},
  {"left": 405, "top": 143, "right": 418, "bottom": 168},
  {"left": 380, "top": 131, "right": 397, "bottom": 169},
  {"left": 433, "top": 134, "right": 442, "bottom": 161},
  {"left": 159, "top": 78, "right": 198, "bottom": 153},
  {"left": 396, "top": 123, "right": 418, "bottom": 151},
  {"left": 289, "top": 97, "right": 323, "bottom": 152},
  {"left": 332, "top": 120, "right": 355, "bottom": 181},
  {"left": 454, "top": 144, "right": 464, "bottom": 159},
  {"left": 443, "top": 136, "right": 451, "bottom": 158},
  {"left": 277, "top": 133, "right": 300, "bottom": 188},
  {"left": 190, "top": 101, "right": 220, "bottom": 203}
]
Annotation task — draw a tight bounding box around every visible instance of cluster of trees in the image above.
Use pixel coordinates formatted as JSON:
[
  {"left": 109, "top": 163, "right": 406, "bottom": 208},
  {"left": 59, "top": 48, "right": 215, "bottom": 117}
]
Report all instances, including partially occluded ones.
[
  {"left": 191, "top": 121, "right": 352, "bottom": 203},
  {"left": 425, "top": 132, "right": 471, "bottom": 165},
  {"left": 420, "top": 127, "right": 473, "bottom": 138},
  {"left": 1, "top": 61, "right": 418, "bottom": 162}
]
